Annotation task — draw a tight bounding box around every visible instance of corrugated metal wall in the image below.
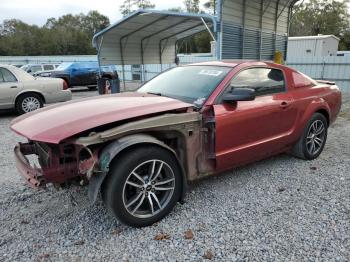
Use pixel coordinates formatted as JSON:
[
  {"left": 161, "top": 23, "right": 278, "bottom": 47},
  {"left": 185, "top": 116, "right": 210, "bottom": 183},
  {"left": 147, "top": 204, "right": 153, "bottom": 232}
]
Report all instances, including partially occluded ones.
[
  {"left": 287, "top": 56, "right": 350, "bottom": 93},
  {"left": 221, "top": 0, "right": 290, "bottom": 60}
]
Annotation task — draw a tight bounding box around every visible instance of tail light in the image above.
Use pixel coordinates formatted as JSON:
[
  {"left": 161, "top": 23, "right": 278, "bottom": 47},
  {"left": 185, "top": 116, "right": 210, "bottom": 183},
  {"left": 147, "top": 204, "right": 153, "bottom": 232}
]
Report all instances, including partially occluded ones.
[{"left": 62, "top": 80, "right": 68, "bottom": 90}]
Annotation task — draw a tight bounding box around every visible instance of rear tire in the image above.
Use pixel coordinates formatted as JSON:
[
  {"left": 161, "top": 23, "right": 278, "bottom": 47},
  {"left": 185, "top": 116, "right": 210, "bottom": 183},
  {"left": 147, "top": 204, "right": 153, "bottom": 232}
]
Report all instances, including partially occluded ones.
[
  {"left": 291, "top": 113, "right": 328, "bottom": 160},
  {"left": 16, "top": 93, "right": 44, "bottom": 115},
  {"left": 102, "top": 146, "right": 182, "bottom": 227}
]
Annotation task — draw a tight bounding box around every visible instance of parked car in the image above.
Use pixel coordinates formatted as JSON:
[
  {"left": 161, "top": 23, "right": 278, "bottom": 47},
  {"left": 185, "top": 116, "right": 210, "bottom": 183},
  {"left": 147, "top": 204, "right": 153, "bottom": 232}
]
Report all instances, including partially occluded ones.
[
  {"left": 33, "top": 70, "right": 55, "bottom": 78},
  {"left": 20, "top": 64, "right": 60, "bottom": 75},
  {"left": 49, "top": 62, "right": 116, "bottom": 89},
  {"left": 0, "top": 64, "right": 71, "bottom": 114},
  {"left": 11, "top": 61, "right": 341, "bottom": 227}
]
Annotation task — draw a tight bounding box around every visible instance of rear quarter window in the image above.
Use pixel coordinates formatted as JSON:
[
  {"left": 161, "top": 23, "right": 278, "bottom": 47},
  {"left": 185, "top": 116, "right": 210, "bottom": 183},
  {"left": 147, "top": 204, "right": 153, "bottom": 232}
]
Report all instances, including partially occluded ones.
[
  {"left": 292, "top": 72, "right": 317, "bottom": 88},
  {"left": 0, "top": 68, "right": 17, "bottom": 82}
]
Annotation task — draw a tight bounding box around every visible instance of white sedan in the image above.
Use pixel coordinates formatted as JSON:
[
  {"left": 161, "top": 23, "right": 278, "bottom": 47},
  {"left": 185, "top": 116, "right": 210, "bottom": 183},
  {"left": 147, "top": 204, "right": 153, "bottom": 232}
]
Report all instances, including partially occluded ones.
[{"left": 0, "top": 64, "right": 72, "bottom": 114}]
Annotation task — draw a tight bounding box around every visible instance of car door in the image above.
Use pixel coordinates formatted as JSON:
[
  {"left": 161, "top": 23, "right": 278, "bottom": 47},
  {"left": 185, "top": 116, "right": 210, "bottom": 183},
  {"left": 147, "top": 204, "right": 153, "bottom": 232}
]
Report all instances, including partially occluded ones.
[
  {"left": 213, "top": 67, "right": 298, "bottom": 171},
  {"left": 71, "top": 63, "right": 97, "bottom": 86},
  {"left": 85, "top": 65, "right": 98, "bottom": 85},
  {"left": 0, "top": 67, "right": 22, "bottom": 109}
]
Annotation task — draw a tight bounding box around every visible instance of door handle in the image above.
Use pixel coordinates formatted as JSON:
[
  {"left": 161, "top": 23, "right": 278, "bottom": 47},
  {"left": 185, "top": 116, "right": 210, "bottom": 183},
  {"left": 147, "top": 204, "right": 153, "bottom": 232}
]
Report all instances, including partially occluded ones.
[
  {"left": 10, "top": 86, "right": 17, "bottom": 88},
  {"left": 280, "top": 101, "right": 289, "bottom": 108}
]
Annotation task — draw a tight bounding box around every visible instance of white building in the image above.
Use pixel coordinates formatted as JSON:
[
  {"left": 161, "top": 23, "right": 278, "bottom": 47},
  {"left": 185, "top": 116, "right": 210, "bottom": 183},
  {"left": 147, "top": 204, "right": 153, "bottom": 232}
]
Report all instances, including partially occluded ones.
[{"left": 287, "top": 35, "right": 340, "bottom": 59}]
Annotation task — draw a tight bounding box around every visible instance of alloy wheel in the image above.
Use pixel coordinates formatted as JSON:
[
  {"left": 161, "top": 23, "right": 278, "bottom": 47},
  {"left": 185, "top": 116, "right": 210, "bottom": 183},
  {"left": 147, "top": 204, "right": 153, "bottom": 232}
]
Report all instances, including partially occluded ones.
[
  {"left": 306, "top": 120, "right": 326, "bottom": 156},
  {"left": 22, "top": 97, "right": 41, "bottom": 112},
  {"left": 122, "top": 160, "right": 175, "bottom": 219}
]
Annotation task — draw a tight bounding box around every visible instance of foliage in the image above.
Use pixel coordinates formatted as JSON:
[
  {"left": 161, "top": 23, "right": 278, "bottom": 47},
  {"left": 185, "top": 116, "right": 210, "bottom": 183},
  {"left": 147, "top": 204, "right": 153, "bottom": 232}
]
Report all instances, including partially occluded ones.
[
  {"left": 290, "top": 0, "right": 350, "bottom": 50},
  {"left": 183, "top": 0, "right": 201, "bottom": 13},
  {"left": 203, "top": 0, "right": 216, "bottom": 15},
  {"left": 120, "top": 0, "right": 155, "bottom": 16},
  {"left": 177, "top": 0, "right": 213, "bottom": 54},
  {"left": 0, "top": 11, "right": 110, "bottom": 56}
]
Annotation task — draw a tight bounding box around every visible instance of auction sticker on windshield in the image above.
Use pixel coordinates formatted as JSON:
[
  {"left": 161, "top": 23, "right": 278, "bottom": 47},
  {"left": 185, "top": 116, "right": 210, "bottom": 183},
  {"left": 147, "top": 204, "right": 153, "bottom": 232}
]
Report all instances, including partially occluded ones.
[{"left": 198, "top": 70, "right": 223, "bottom": 77}]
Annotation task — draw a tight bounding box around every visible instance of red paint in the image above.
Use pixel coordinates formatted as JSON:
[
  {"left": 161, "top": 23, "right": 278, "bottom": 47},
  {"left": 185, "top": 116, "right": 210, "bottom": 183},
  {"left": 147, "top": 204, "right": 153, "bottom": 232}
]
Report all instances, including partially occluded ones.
[
  {"left": 12, "top": 61, "right": 342, "bottom": 187},
  {"left": 202, "top": 61, "right": 341, "bottom": 172},
  {"left": 11, "top": 92, "right": 192, "bottom": 144}
]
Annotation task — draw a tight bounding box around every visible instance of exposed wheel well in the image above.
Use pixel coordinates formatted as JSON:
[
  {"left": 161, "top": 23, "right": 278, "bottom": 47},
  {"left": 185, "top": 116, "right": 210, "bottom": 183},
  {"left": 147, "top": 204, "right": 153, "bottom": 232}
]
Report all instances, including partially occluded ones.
[
  {"left": 89, "top": 136, "right": 188, "bottom": 204},
  {"left": 15, "top": 91, "right": 45, "bottom": 105},
  {"left": 315, "top": 109, "right": 330, "bottom": 126}
]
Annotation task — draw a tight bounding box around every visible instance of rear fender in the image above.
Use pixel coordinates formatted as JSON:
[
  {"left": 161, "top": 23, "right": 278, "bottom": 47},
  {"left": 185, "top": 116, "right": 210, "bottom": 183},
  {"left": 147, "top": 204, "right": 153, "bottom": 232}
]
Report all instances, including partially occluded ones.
[
  {"left": 14, "top": 90, "right": 46, "bottom": 105},
  {"left": 88, "top": 134, "right": 187, "bottom": 204},
  {"left": 294, "top": 98, "right": 331, "bottom": 140}
]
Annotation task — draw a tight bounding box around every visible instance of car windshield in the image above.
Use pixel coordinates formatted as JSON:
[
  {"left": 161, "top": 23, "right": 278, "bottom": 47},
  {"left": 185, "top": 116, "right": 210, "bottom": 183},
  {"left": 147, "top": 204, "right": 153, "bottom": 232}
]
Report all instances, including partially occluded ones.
[
  {"left": 56, "top": 62, "right": 73, "bottom": 70},
  {"left": 137, "top": 66, "right": 232, "bottom": 106}
]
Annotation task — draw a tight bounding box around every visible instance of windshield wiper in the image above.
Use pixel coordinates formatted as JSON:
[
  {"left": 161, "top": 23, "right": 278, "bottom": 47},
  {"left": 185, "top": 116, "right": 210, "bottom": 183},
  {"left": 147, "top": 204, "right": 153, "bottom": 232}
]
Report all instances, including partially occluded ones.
[{"left": 147, "top": 92, "right": 162, "bottom": 96}]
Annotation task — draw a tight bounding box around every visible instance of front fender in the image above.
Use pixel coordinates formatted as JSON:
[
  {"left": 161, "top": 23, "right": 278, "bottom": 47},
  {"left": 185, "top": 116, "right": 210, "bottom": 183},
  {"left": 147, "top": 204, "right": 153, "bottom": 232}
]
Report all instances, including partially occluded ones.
[{"left": 88, "top": 134, "right": 187, "bottom": 204}]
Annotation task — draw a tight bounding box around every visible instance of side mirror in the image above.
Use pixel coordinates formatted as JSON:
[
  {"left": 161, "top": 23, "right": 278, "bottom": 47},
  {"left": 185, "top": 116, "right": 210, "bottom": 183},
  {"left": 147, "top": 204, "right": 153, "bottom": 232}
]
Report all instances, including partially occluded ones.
[{"left": 223, "top": 87, "right": 255, "bottom": 103}]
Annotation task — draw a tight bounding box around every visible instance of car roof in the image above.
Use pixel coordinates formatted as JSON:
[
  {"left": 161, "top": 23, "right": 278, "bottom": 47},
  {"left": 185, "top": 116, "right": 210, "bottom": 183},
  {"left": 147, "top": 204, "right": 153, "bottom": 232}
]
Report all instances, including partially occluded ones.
[
  {"left": 0, "top": 64, "right": 17, "bottom": 69},
  {"left": 187, "top": 60, "right": 290, "bottom": 70}
]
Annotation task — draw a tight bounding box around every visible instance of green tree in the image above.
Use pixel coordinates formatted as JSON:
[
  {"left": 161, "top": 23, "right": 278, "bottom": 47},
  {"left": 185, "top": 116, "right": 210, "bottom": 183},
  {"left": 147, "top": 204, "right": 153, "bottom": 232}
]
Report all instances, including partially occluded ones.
[
  {"left": 135, "top": 0, "right": 155, "bottom": 9},
  {"left": 0, "top": 11, "right": 110, "bottom": 56},
  {"left": 119, "top": 0, "right": 155, "bottom": 16},
  {"left": 167, "top": 7, "right": 184, "bottom": 13},
  {"left": 120, "top": 0, "right": 134, "bottom": 16},
  {"left": 183, "top": 0, "right": 200, "bottom": 13},
  {"left": 203, "top": 0, "right": 216, "bottom": 15},
  {"left": 290, "top": 0, "right": 350, "bottom": 50}
]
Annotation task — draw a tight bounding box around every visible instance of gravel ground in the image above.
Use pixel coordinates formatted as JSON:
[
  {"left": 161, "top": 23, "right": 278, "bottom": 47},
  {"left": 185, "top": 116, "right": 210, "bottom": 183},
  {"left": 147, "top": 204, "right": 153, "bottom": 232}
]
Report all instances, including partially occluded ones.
[{"left": 0, "top": 90, "right": 349, "bottom": 261}]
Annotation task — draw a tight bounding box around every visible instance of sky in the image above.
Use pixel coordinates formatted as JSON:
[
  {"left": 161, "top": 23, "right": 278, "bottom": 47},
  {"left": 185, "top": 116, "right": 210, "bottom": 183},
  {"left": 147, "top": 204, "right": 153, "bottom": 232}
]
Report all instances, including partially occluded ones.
[{"left": 0, "top": 0, "right": 208, "bottom": 26}]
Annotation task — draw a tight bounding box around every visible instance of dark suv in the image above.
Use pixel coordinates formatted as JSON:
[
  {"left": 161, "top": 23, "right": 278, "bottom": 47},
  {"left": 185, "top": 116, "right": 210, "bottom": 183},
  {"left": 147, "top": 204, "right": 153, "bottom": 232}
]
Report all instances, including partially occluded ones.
[{"left": 50, "top": 62, "right": 115, "bottom": 89}]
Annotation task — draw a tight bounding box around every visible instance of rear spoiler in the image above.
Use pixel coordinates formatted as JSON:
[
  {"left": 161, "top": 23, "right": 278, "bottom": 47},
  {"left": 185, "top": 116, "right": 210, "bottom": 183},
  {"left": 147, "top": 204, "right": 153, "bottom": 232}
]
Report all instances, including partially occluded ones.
[{"left": 316, "top": 80, "right": 336, "bottom": 85}]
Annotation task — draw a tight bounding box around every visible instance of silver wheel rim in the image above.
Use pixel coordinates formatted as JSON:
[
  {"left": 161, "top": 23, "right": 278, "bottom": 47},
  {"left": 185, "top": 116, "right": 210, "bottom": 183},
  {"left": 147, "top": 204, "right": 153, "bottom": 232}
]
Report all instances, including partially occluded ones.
[
  {"left": 22, "top": 97, "right": 41, "bottom": 112},
  {"left": 122, "top": 160, "right": 175, "bottom": 219},
  {"left": 306, "top": 120, "right": 326, "bottom": 155}
]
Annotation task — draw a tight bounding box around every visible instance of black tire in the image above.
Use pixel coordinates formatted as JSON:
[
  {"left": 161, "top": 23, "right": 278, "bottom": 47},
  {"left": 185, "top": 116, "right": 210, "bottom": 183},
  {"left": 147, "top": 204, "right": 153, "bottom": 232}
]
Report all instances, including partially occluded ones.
[
  {"left": 291, "top": 113, "right": 328, "bottom": 160},
  {"left": 102, "top": 146, "right": 182, "bottom": 227},
  {"left": 15, "top": 93, "right": 44, "bottom": 115}
]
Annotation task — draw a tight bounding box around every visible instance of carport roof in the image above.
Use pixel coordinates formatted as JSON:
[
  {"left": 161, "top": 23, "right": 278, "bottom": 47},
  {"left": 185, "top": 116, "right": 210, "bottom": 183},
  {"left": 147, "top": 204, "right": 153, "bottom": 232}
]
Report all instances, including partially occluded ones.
[{"left": 92, "top": 10, "right": 216, "bottom": 66}]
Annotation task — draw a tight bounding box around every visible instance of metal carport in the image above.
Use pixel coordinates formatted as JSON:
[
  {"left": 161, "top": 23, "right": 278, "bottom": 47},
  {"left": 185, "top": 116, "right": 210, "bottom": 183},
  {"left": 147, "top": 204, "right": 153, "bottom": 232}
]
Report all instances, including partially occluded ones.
[{"left": 92, "top": 10, "right": 216, "bottom": 85}]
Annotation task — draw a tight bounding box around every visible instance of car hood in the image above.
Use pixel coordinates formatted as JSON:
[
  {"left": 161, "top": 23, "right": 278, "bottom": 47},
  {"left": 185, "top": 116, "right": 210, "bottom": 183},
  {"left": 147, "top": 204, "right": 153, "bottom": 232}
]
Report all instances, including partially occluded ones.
[{"left": 11, "top": 92, "right": 193, "bottom": 144}]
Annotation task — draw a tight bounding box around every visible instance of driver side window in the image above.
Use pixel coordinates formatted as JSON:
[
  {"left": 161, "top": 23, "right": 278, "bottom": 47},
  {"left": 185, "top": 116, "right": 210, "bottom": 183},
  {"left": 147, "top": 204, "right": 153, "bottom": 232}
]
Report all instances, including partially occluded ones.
[{"left": 230, "top": 68, "right": 286, "bottom": 97}]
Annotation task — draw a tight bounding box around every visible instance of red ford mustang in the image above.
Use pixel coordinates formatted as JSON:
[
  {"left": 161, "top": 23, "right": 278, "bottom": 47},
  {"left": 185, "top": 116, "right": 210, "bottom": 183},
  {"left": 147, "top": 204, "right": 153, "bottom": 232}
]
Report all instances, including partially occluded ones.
[{"left": 11, "top": 61, "right": 342, "bottom": 227}]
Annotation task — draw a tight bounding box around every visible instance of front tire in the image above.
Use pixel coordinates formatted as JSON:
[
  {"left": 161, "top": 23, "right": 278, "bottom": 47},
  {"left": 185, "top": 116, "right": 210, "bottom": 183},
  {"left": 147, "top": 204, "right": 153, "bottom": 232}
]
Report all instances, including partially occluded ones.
[
  {"left": 102, "top": 146, "right": 182, "bottom": 227},
  {"left": 16, "top": 93, "right": 44, "bottom": 115},
  {"left": 291, "top": 113, "right": 328, "bottom": 160}
]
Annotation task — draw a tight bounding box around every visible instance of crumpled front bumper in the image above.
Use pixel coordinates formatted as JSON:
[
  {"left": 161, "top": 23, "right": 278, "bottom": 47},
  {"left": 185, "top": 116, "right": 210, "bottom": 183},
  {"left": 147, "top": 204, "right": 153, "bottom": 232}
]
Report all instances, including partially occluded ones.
[
  {"left": 14, "top": 142, "right": 82, "bottom": 188},
  {"left": 14, "top": 143, "right": 44, "bottom": 188}
]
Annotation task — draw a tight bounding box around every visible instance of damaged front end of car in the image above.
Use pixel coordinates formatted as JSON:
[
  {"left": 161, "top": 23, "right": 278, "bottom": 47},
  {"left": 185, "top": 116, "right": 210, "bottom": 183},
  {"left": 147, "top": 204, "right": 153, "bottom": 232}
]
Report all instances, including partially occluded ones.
[
  {"left": 14, "top": 140, "right": 100, "bottom": 188},
  {"left": 13, "top": 110, "right": 216, "bottom": 204}
]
